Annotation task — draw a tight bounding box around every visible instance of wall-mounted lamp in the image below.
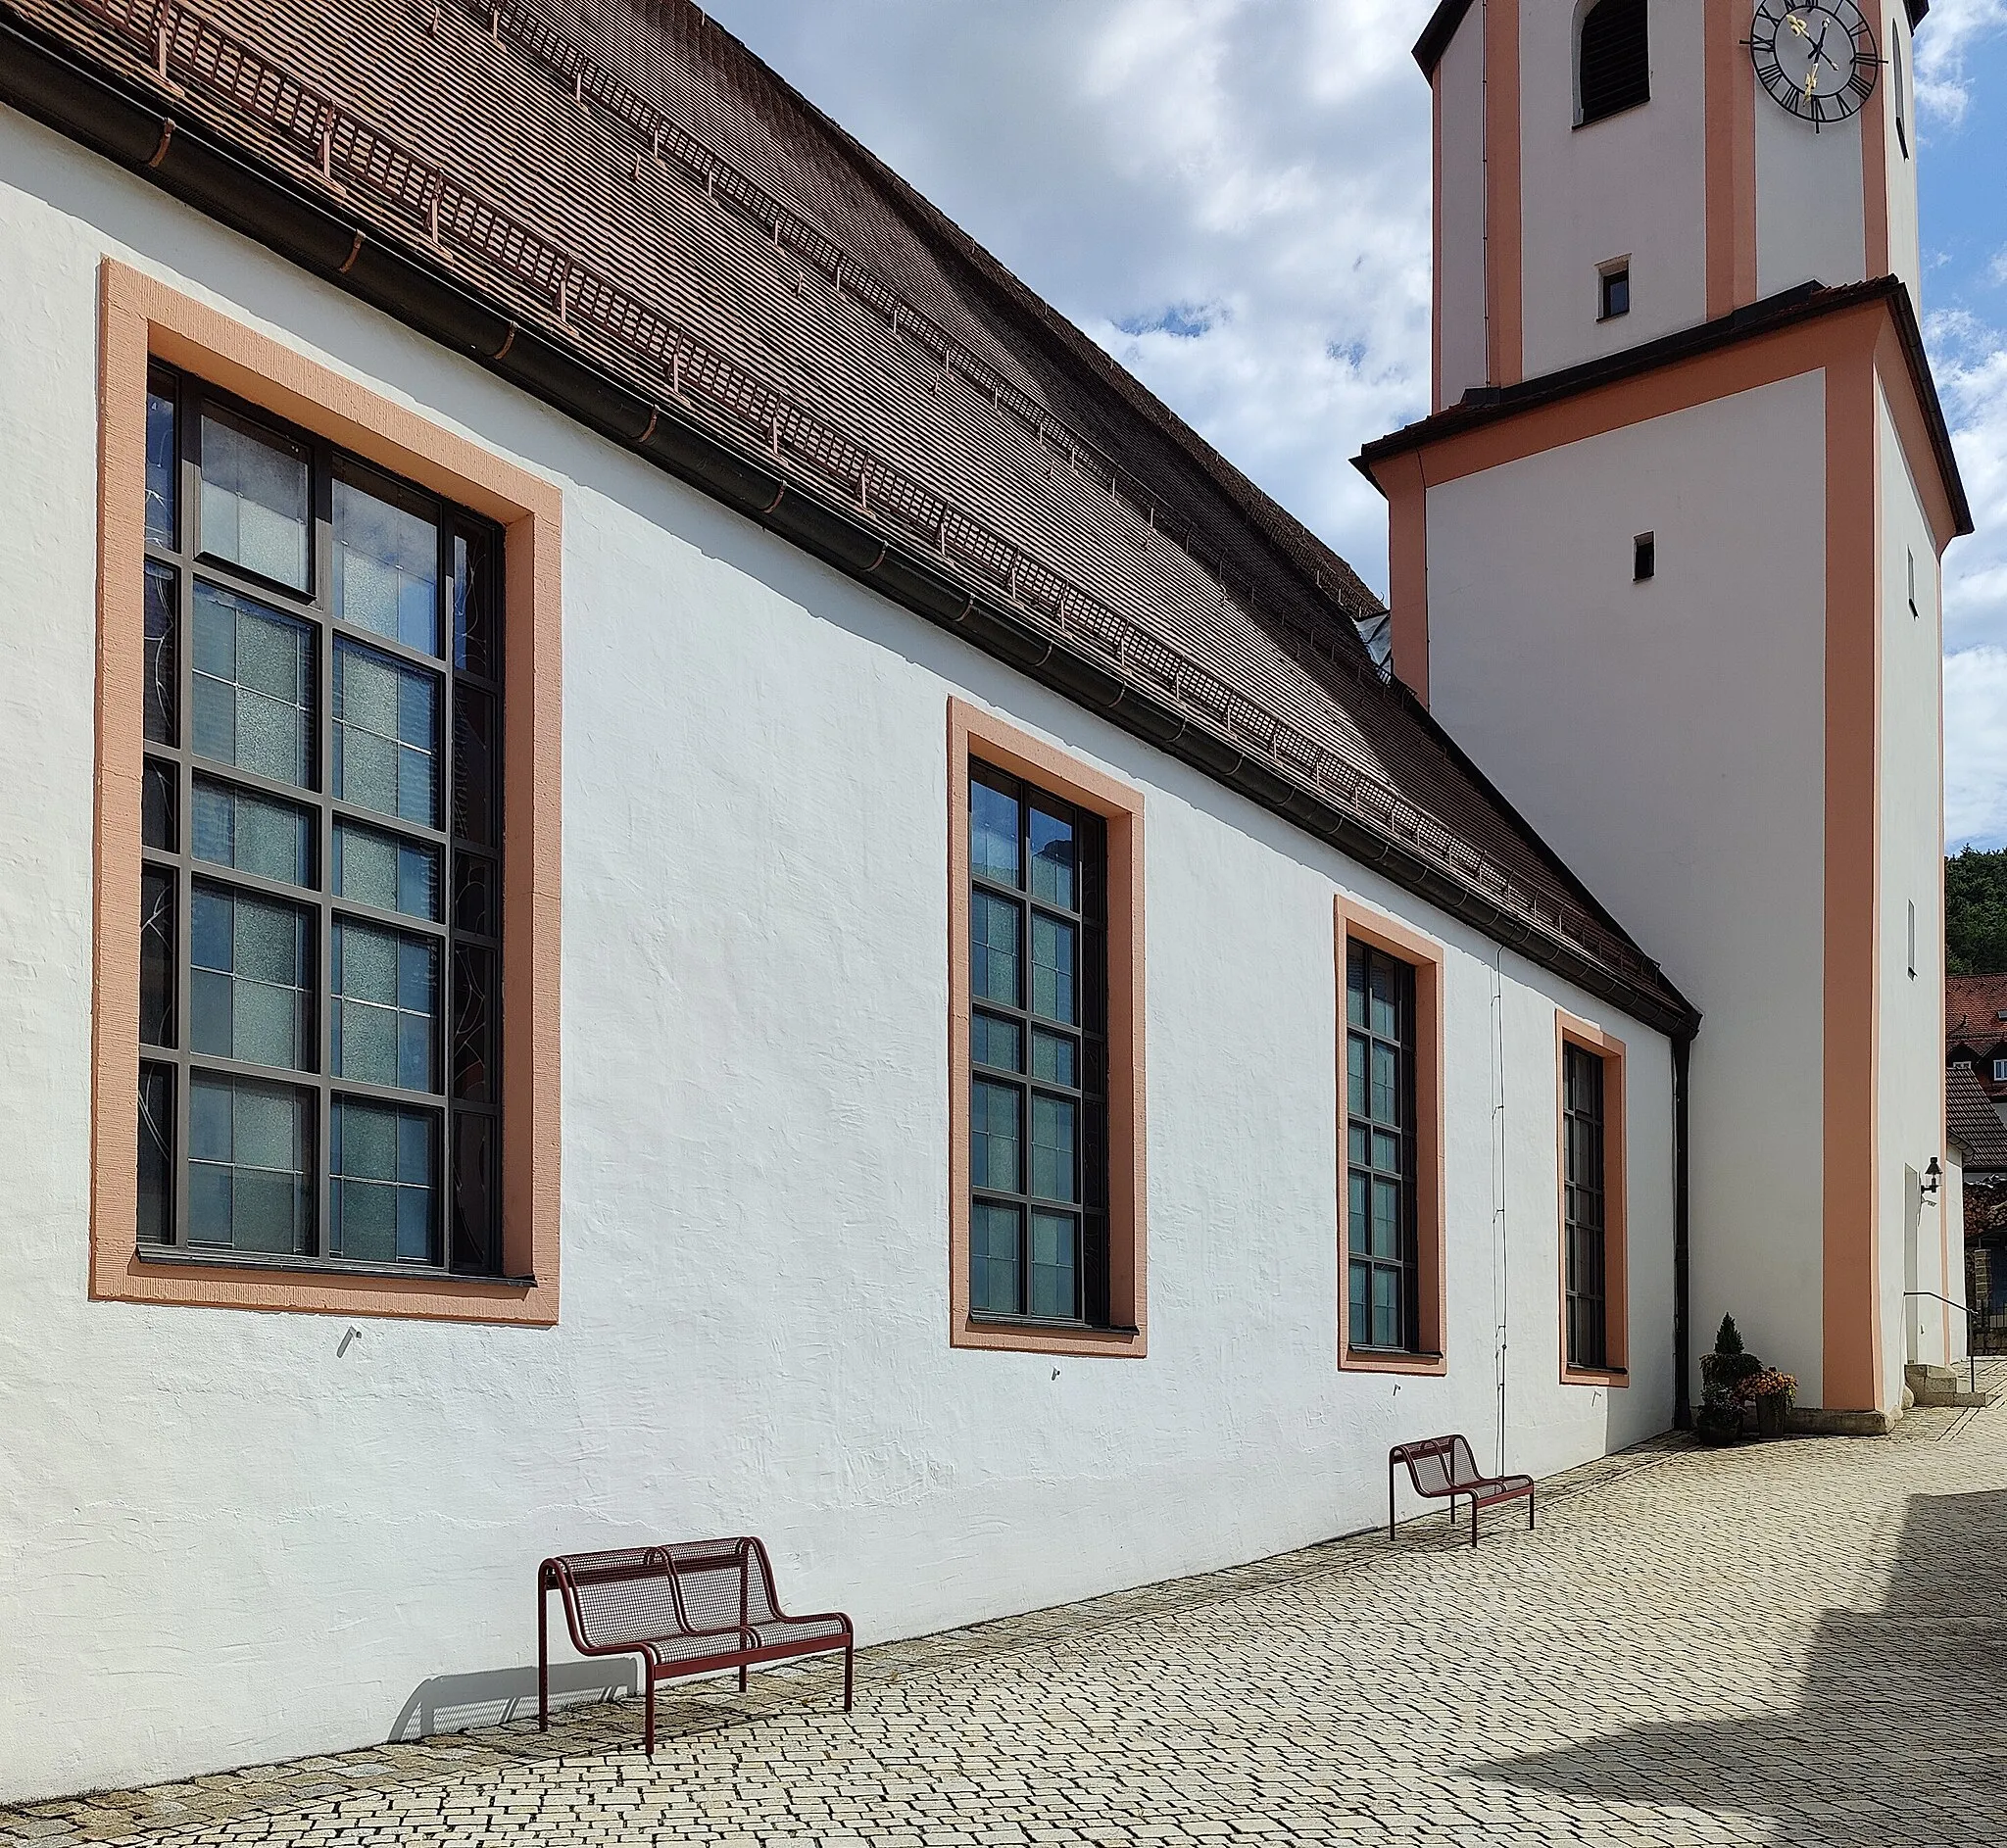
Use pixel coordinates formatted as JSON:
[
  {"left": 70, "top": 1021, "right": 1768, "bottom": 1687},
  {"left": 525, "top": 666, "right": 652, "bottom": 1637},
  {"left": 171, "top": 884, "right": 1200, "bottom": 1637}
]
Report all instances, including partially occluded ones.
[{"left": 1921, "top": 1157, "right": 1942, "bottom": 1206}]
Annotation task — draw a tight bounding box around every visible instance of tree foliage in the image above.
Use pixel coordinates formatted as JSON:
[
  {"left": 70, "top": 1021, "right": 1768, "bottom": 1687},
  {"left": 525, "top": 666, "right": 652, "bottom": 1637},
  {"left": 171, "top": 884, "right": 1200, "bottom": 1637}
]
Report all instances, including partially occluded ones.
[{"left": 1947, "top": 849, "right": 2007, "bottom": 976}]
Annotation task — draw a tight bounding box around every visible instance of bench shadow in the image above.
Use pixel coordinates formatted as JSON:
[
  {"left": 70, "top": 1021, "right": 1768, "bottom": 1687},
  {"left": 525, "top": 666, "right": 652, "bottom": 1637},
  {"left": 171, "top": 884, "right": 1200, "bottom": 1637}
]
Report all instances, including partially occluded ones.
[
  {"left": 388, "top": 1660, "right": 638, "bottom": 1742},
  {"left": 1473, "top": 1485, "right": 2007, "bottom": 1843}
]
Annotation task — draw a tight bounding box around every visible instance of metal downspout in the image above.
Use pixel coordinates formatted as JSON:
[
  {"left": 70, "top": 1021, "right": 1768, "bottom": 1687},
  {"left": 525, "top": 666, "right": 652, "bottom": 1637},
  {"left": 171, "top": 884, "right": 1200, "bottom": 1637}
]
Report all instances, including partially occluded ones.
[{"left": 1674, "top": 1029, "right": 1693, "bottom": 1430}]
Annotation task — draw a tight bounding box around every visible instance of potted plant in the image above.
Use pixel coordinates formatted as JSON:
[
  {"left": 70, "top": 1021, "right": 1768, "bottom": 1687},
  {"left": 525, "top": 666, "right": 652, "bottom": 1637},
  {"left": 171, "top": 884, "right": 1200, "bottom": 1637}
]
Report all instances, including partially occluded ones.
[
  {"left": 1695, "top": 1314, "right": 1760, "bottom": 1445},
  {"left": 1740, "top": 1369, "right": 1797, "bottom": 1439}
]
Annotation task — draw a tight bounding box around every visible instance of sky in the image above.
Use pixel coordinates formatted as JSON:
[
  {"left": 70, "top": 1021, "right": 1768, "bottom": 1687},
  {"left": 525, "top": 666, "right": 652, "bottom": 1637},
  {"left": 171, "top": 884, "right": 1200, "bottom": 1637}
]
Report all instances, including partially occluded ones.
[{"left": 699, "top": 0, "right": 2007, "bottom": 846}]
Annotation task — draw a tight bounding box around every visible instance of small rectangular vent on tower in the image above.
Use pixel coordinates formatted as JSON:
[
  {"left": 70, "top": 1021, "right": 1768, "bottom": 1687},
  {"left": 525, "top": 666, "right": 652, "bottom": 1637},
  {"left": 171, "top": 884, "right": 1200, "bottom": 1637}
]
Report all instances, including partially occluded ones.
[{"left": 1634, "top": 533, "right": 1655, "bottom": 582}]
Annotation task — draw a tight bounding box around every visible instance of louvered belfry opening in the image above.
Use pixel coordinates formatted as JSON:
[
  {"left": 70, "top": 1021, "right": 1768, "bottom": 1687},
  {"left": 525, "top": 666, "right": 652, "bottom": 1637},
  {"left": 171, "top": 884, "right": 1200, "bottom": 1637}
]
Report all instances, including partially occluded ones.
[{"left": 1579, "top": 0, "right": 1650, "bottom": 125}]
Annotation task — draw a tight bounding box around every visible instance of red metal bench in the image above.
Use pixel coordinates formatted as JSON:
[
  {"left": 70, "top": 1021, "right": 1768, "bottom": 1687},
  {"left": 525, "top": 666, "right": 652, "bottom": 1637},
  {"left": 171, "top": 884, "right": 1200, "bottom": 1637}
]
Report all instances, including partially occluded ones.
[
  {"left": 538, "top": 1539, "right": 854, "bottom": 1754},
  {"left": 1389, "top": 1435, "right": 1535, "bottom": 1548}
]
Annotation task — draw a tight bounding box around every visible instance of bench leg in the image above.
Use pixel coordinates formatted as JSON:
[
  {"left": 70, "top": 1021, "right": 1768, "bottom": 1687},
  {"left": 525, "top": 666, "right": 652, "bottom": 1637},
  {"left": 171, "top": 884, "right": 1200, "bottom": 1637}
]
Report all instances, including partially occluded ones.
[
  {"left": 1528, "top": 1486, "right": 1536, "bottom": 1531},
  {"left": 644, "top": 1675, "right": 656, "bottom": 1758},
  {"left": 843, "top": 1638, "right": 855, "bottom": 1714},
  {"left": 1471, "top": 1495, "right": 1479, "bottom": 1549},
  {"left": 737, "top": 1663, "right": 749, "bottom": 1693},
  {"left": 537, "top": 1582, "right": 548, "bottom": 1732}
]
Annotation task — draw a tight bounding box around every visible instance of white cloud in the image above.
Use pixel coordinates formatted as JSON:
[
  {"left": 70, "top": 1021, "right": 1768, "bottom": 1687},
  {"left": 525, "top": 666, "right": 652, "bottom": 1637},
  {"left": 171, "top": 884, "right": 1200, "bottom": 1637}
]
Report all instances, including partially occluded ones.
[
  {"left": 1916, "top": 0, "right": 2007, "bottom": 124},
  {"left": 1947, "top": 652, "right": 2007, "bottom": 845},
  {"left": 1932, "top": 306, "right": 2007, "bottom": 843},
  {"left": 701, "top": 2, "right": 2003, "bottom": 842},
  {"left": 701, "top": 0, "right": 1438, "bottom": 596}
]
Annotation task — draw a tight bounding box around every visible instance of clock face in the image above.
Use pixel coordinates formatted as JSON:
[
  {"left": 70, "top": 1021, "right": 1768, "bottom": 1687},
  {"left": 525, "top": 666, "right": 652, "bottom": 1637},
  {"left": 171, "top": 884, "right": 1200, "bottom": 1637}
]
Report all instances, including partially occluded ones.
[{"left": 1747, "top": 2, "right": 1881, "bottom": 126}]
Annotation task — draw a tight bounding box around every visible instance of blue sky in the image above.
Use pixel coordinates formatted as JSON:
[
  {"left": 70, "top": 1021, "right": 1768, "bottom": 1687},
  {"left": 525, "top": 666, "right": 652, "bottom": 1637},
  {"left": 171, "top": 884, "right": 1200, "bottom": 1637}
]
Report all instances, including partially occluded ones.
[{"left": 705, "top": 1, "right": 2007, "bottom": 843}]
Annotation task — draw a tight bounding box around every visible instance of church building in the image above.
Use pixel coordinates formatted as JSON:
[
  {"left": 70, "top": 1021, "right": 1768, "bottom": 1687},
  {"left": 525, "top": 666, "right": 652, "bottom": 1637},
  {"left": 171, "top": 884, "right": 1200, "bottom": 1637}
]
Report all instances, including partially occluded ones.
[{"left": 0, "top": 0, "right": 1970, "bottom": 1801}]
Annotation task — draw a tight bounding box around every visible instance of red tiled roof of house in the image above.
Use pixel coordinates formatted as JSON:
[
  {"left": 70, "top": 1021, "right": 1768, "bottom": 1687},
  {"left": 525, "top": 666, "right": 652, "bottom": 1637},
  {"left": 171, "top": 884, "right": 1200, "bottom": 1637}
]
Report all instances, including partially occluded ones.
[
  {"left": 1, "top": 0, "right": 1696, "bottom": 1027},
  {"left": 1947, "top": 973, "right": 2007, "bottom": 1046},
  {"left": 1947, "top": 1064, "right": 2007, "bottom": 1173}
]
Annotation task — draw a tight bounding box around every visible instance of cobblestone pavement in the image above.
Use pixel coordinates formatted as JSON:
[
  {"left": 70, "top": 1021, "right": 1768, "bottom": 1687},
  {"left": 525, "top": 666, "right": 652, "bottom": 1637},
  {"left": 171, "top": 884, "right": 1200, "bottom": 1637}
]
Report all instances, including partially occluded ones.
[{"left": 8, "top": 1387, "right": 2007, "bottom": 1848}]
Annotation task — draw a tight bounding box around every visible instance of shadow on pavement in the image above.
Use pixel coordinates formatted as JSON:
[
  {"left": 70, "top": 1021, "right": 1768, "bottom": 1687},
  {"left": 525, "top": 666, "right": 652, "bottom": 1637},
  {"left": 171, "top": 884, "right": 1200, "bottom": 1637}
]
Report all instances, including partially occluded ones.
[{"left": 1476, "top": 1485, "right": 2007, "bottom": 1843}]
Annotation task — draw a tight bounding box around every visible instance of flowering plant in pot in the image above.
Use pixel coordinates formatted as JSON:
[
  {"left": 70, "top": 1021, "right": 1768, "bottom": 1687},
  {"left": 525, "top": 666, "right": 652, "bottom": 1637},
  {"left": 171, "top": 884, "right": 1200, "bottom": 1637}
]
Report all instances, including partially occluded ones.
[
  {"left": 1739, "top": 1369, "right": 1797, "bottom": 1439},
  {"left": 1695, "top": 1315, "right": 1760, "bottom": 1444}
]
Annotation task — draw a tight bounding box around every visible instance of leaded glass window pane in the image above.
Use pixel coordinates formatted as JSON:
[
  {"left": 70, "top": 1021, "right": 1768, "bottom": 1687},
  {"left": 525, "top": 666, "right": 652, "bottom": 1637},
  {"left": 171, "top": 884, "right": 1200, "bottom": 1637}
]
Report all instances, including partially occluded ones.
[
  {"left": 192, "top": 583, "right": 315, "bottom": 789},
  {"left": 332, "top": 919, "right": 437, "bottom": 1093},
  {"left": 199, "top": 407, "right": 310, "bottom": 590},
  {"left": 192, "top": 777, "right": 315, "bottom": 889},
  {"left": 971, "top": 892, "right": 1021, "bottom": 1007},
  {"left": 1028, "top": 807, "right": 1075, "bottom": 908},
  {"left": 143, "top": 561, "right": 178, "bottom": 747},
  {"left": 1030, "top": 913, "right": 1075, "bottom": 1024},
  {"left": 138, "top": 1062, "right": 173, "bottom": 1244},
  {"left": 451, "top": 525, "right": 496, "bottom": 677},
  {"left": 187, "top": 1073, "right": 314, "bottom": 1253},
  {"left": 971, "top": 777, "right": 1020, "bottom": 887},
  {"left": 143, "top": 759, "right": 177, "bottom": 851},
  {"left": 190, "top": 884, "right": 314, "bottom": 1071},
  {"left": 452, "top": 946, "right": 494, "bottom": 1102},
  {"left": 973, "top": 1011, "right": 1022, "bottom": 1074},
  {"left": 146, "top": 369, "right": 177, "bottom": 546},
  {"left": 140, "top": 867, "right": 176, "bottom": 1048},
  {"left": 971, "top": 1202, "right": 1022, "bottom": 1316},
  {"left": 453, "top": 684, "right": 498, "bottom": 848},
  {"left": 1030, "top": 1029, "right": 1075, "bottom": 1087},
  {"left": 971, "top": 1079, "right": 1022, "bottom": 1194},
  {"left": 1030, "top": 1094, "right": 1077, "bottom": 1204},
  {"left": 1030, "top": 1211, "right": 1077, "bottom": 1319},
  {"left": 334, "top": 820, "right": 440, "bottom": 921},
  {"left": 331, "top": 1097, "right": 438, "bottom": 1263},
  {"left": 334, "top": 639, "right": 438, "bottom": 826},
  {"left": 335, "top": 465, "right": 440, "bottom": 656}
]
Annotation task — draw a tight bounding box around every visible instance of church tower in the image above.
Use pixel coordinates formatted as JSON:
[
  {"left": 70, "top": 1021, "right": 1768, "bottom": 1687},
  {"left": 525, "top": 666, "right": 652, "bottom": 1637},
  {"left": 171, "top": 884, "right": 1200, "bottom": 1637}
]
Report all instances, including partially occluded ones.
[{"left": 1360, "top": 0, "right": 1971, "bottom": 1418}]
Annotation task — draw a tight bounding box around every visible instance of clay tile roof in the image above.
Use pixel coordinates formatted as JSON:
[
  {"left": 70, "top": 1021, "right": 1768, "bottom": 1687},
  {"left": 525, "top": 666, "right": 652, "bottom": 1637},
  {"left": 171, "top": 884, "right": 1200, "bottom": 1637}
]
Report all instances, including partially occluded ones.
[
  {"left": 1947, "top": 1064, "right": 2007, "bottom": 1172},
  {"left": 4, "top": 0, "right": 1696, "bottom": 1029},
  {"left": 1946, "top": 973, "right": 2007, "bottom": 1047}
]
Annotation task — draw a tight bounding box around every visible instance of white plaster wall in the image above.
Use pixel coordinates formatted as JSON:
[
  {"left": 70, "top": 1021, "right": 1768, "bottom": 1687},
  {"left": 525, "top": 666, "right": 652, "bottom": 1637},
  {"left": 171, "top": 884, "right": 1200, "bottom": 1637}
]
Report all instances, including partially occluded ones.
[
  {"left": 1517, "top": 0, "right": 1709, "bottom": 381},
  {"left": 1877, "top": 380, "right": 1949, "bottom": 1389},
  {"left": 1425, "top": 373, "right": 1831, "bottom": 1406},
  {"left": 1882, "top": 8, "right": 1922, "bottom": 302},
  {"left": 1437, "top": 0, "right": 1491, "bottom": 408},
  {"left": 1942, "top": 1150, "right": 1970, "bottom": 1366},
  {"left": 1755, "top": 86, "right": 1866, "bottom": 297},
  {"left": 0, "top": 108, "right": 1677, "bottom": 1801}
]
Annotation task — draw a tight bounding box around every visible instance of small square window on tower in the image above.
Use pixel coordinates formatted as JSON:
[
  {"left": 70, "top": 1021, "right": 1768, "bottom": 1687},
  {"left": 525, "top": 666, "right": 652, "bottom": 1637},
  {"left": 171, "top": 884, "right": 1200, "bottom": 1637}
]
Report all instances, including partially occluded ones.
[
  {"left": 1599, "top": 263, "right": 1631, "bottom": 321},
  {"left": 1633, "top": 533, "right": 1655, "bottom": 582}
]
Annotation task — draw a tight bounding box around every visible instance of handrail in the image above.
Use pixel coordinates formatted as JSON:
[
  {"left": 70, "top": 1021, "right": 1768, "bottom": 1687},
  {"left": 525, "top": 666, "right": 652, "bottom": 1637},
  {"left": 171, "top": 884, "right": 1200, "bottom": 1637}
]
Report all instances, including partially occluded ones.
[{"left": 1903, "top": 1290, "right": 1979, "bottom": 1396}]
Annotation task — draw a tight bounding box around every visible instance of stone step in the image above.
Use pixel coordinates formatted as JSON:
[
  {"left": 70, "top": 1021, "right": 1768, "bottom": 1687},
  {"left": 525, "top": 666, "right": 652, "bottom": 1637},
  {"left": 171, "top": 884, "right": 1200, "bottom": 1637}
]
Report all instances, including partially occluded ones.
[{"left": 1904, "top": 1362, "right": 1996, "bottom": 1409}]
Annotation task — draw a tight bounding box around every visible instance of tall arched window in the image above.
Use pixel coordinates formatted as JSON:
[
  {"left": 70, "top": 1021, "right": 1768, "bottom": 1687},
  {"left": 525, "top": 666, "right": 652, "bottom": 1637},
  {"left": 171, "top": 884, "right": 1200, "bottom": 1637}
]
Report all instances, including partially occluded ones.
[{"left": 1579, "top": 0, "right": 1649, "bottom": 125}]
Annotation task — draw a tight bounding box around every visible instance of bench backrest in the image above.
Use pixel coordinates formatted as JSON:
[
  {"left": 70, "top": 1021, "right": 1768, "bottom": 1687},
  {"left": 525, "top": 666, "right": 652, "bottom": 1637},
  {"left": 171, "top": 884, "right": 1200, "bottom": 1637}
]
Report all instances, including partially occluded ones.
[
  {"left": 1392, "top": 1435, "right": 1483, "bottom": 1494},
  {"left": 548, "top": 1538, "right": 783, "bottom": 1648}
]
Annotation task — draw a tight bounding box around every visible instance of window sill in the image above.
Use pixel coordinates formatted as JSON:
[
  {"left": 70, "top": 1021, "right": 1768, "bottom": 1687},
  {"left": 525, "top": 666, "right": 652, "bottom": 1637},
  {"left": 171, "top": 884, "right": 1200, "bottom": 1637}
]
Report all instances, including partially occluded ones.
[
  {"left": 965, "top": 1312, "right": 1140, "bottom": 1336},
  {"left": 1341, "top": 1346, "right": 1448, "bottom": 1378},
  {"left": 1561, "top": 1363, "right": 1631, "bottom": 1387},
  {"left": 1574, "top": 100, "right": 1649, "bottom": 131},
  {"left": 138, "top": 1245, "right": 534, "bottom": 1288},
  {"left": 953, "top": 1313, "right": 1147, "bottom": 1358}
]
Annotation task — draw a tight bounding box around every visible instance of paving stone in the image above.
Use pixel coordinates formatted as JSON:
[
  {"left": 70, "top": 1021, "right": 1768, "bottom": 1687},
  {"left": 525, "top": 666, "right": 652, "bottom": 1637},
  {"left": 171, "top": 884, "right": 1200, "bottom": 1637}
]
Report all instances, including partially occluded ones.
[{"left": 8, "top": 1379, "right": 2007, "bottom": 1846}]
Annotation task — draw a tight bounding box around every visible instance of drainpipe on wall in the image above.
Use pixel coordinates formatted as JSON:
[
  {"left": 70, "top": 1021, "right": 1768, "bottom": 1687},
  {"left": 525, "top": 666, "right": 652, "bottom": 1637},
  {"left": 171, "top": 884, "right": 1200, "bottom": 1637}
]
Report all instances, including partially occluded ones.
[{"left": 1673, "top": 1030, "right": 1693, "bottom": 1429}]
